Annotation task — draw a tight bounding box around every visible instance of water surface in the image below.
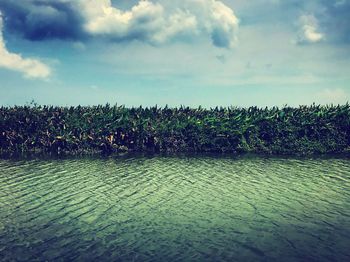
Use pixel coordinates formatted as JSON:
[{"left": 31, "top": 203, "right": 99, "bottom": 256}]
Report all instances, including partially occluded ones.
[{"left": 0, "top": 155, "right": 350, "bottom": 261}]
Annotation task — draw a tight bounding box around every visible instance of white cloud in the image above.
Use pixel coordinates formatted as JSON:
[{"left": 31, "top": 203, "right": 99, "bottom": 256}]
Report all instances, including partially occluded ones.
[
  {"left": 76, "top": 0, "right": 239, "bottom": 48},
  {"left": 0, "top": 12, "right": 51, "bottom": 79},
  {"left": 316, "top": 88, "right": 349, "bottom": 104},
  {"left": 72, "top": 41, "right": 86, "bottom": 51},
  {"left": 184, "top": 0, "right": 239, "bottom": 48},
  {"left": 335, "top": 0, "right": 347, "bottom": 7},
  {"left": 297, "top": 14, "right": 324, "bottom": 44}
]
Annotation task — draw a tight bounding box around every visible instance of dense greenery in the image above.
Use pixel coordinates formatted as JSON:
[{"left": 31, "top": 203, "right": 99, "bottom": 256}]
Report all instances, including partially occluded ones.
[{"left": 1, "top": 104, "right": 349, "bottom": 155}]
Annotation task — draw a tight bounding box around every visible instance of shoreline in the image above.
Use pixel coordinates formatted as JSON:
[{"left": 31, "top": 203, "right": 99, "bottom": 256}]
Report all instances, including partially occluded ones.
[{"left": 1, "top": 149, "right": 350, "bottom": 161}]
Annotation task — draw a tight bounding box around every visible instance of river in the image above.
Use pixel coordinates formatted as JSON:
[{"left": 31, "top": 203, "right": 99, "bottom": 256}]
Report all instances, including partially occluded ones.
[{"left": 0, "top": 155, "right": 349, "bottom": 261}]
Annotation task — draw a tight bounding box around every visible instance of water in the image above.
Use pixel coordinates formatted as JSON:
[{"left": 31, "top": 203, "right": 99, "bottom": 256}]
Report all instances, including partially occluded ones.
[{"left": 0, "top": 155, "right": 349, "bottom": 262}]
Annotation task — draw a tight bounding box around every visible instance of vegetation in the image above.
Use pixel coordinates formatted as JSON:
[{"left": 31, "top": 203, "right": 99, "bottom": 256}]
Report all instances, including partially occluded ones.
[{"left": 1, "top": 104, "right": 349, "bottom": 155}]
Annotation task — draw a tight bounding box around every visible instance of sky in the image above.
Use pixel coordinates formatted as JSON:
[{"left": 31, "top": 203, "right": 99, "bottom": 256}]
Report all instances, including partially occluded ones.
[{"left": 0, "top": 0, "right": 349, "bottom": 108}]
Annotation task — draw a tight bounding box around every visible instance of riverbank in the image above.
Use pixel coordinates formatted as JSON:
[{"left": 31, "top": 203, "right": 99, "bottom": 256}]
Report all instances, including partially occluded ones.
[{"left": 1, "top": 104, "right": 349, "bottom": 155}]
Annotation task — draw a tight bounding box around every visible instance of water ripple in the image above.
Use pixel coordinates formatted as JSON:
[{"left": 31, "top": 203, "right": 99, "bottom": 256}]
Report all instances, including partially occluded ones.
[{"left": 0, "top": 155, "right": 350, "bottom": 261}]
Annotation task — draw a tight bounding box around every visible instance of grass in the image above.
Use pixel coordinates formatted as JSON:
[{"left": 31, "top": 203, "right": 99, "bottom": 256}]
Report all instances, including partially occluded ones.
[{"left": 1, "top": 104, "right": 349, "bottom": 155}]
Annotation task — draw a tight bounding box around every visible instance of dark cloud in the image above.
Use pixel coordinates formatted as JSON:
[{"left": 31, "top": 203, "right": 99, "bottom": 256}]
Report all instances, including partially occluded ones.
[
  {"left": 216, "top": 55, "right": 226, "bottom": 64},
  {"left": 0, "top": 0, "right": 239, "bottom": 48},
  {"left": 1, "top": 0, "right": 349, "bottom": 46},
  {"left": 233, "top": 0, "right": 350, "bottom": 45},
  {"left": 280, "top": 0, "right": 350, "bottom": 44},
  {"left": 212, "top": 27, "right": 233, "bottom": 48},
  {"left": 319, "top": 0, "right": 350, "bottom": 44},
  {"left": 0, "top": 12, "right": 52, "bottom": 79},
  {"left": 0, "top": 0, "right": 85, "bottom": 41}
]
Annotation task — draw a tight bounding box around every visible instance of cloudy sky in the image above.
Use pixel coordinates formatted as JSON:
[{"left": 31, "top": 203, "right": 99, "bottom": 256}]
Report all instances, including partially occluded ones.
[{"left": 0, "top": 0, "right": 349, "bottom": 107}]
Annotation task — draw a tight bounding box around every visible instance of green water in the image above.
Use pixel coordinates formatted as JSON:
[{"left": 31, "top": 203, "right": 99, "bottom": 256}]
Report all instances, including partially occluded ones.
[{"left": 0, "top": 155, "right": 349, "bottom": 261}]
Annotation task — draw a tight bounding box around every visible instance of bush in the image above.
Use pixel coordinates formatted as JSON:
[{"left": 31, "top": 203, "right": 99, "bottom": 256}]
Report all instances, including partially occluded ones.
[{"left": 0, "top": 104, "right": 349, "bottom": 155}]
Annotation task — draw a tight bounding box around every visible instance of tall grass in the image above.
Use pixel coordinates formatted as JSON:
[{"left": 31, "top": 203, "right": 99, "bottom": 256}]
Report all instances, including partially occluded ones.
[{"left": 1, "top": 104, "right": 349, "bottom": 155}]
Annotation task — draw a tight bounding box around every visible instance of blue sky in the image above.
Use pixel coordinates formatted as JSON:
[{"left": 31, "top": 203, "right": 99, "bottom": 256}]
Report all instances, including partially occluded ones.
[{"left": 0, "top": 0, "right": 349, "bottom": 107}]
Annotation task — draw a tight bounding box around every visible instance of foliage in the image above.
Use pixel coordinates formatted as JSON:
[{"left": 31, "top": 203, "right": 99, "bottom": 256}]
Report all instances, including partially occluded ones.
[{"left": 1, "top": 104, "right": 349, "bottom": 155}]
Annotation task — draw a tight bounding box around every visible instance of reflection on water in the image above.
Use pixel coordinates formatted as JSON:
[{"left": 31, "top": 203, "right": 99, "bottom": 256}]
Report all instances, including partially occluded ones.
[{"left": 0, "top": 155, "right": 350, "bottom": 261}]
